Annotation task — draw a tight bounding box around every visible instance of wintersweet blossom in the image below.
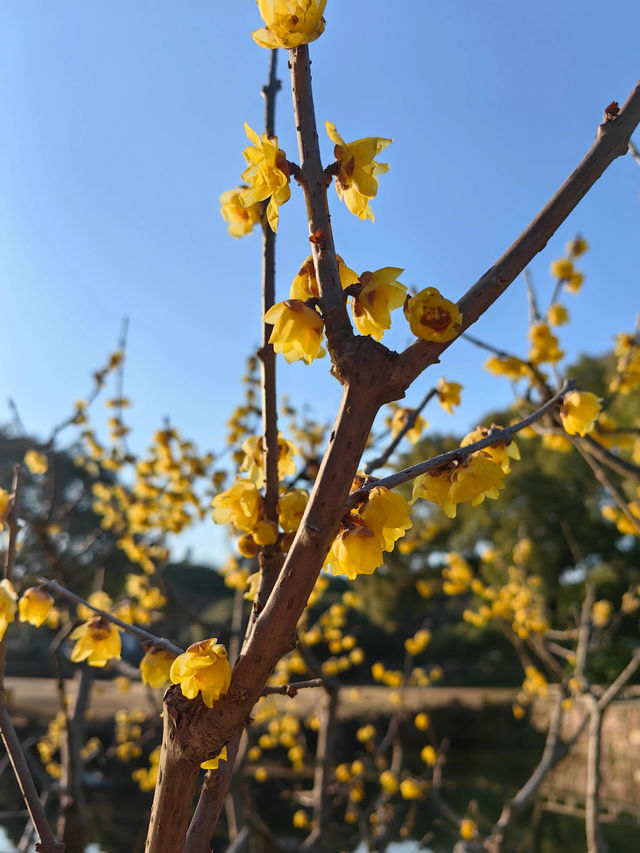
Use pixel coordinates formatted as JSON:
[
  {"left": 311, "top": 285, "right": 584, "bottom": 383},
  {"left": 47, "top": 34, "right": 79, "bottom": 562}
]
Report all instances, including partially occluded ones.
[
  {"left": 484, "top": 355, "right": 528, "bottom": 381},
  {"left": 69, "top": 617, "right": 122, "bottom": 667},
  {"left": 460, "top": 819, "right": 477, "bottom": 841},
  {"left": 379, "top": 770, "right": 398, "bottom": 794},
  {"left": 326, "top": 122, "right": 391, "bottom": 221},
  {"left": 437, "top": 378, "right": 463, "bottom": 414},
  {"left": 239, "top": 123, "right": 291, "bottom": 232},
  {"left": 290, "top": 254, "right": 359, "bottom": 300},
  {"left": 399, "top": 778, "right": 423, "bottom": 800},
  {"left": 529, "top": 322, "right": 564, "bottom": 364},
  {"left": 200, "top": 745, "right": 228, "bottom": 771},
  {"left": 326, "top": 527, "right": 384, "bottom": 580},
  {"left": 359, "top": 486, "right": 412, "bottom": 551},
  {"left": 219, "top": 187, "right": 261, "bottom": 238},
  {"left": 139, "top": 646, "right": 177, "bottom": 688},
  {"left": 421, "top": 745, "right": 437, "bottom": 766},
  {"left": 390, "top": 407, "right": 427, "bottom": 444},
  {"left": 252, "top": 0, "right": 327, "bottom": 50},
  {"left": 412, "top": 453, "right": 506, "bottom": 518},
  {"left": 560, "top": 390, "right": 602, "bottom": 437},
  {"left": 264, "top": 299, "right": 325, "bottom": 364},
  {"left": 277, "top": 489, "right": 309, "bottom": 533},
  {"left": 403, "top": 287, "right": 462, "bottom": 343},
  {"left": 18, "top": 587, "right": 54, "bottom": 627},
  {"left": 24, "top": 449, "right": 48, "bottom": 474},
  {"left": 212, "top": 479, "right": 262, "bottom": 532},
  {"left": 547, "top": 303, "right": 569, "bottom": 327},
  {"left": 0, "top": 579, "right": 18, "bottom": 641},
  {"left": 240, "top": 433, "right": 297, "bottom": 486},
  {"left": 460, "top": 426, "right": 520, "bottom": 473},
  {"left": 169, "top": 638, "right": 232, "bottom": 708},
  {"left": 351, "top": 268, "right": 406, "bottom": 340}
]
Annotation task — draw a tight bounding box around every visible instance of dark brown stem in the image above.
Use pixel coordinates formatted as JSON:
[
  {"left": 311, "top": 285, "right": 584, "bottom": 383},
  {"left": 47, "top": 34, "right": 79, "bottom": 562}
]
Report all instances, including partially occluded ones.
[
  {"left": 0, "top": 704, "right": 65, "bottom": 853},
  {"left": 37, "top": 577, "right": 183, "bottom": 656},
  {"left": 585, "top": 696, "right": 606, "bottom": 853},
  {"left": 364, "top": 388, "right": 437, "bottom": 475},
  {"left": 182, "top": 730, "right": 242, "bottom": 853},
  {"left": 289, "top": 45, "right": 354, "bottom": 372}
]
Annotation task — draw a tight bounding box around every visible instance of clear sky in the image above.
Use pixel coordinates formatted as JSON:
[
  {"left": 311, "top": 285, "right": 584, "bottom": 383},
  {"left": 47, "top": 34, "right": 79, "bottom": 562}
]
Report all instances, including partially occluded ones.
[{"left": 1, "top": 1, "right": 639, "bottom": 563}]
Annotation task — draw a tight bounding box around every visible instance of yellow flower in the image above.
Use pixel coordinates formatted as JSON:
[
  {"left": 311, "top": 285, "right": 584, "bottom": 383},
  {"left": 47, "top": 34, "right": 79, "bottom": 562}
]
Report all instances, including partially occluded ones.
[
  {"left": 437, "top": 378, "right": 462, "bottom": 414},
  {"left": 390, "top": 407, "right": 427, "bottom": 444},
  {"left": 421, "top": 745, "right": 437, "bottom": 766},
  {"left": 277, "top": 489, "right": 309, "bottom": 533},
  {"left": 565, "top": 272, "right": 584, "bottom": 293},
  {"left": 326, "top": 121, "right": 391, "bottom": 221},
  {"left": 219, "top": 187, "right": 261, "bottom": 238},
  {"left": 0, "top": 489, "right": 9, "bottom": 529},
  {"left": 292, "top": 809, "right": 310, "bottom": 829},
  {"left": 415, "top": 712, "right": 430, "bottom": 731},
  {"left": 379, "top": 770, "right": 398, "bottom": 794},
  {"left": 290, "top": 254, "right": 359, "bottom": 300},
  {"left": 542, "top": 432, "right": 572, "bottom": 453},
  {"left": 529, "top": 322, "right": 564, "bottom": 364},
  {"left": 252, "top": 0, "right": 327, "bottom": 49},
  {"left": 356, "top": 724, "right": 376, "bottom": 743},
  {"left": 412, "top": 454, "right": 506, "bottom": 519},
  {"left": 326, "top": 527, "right": 384, "bottom": 580},
  {"left": 560, "top": 390, "right": 601, "bottom": 437},
  {"left": 399, "top": 778, "right": 423, "bottom": 800},
  {"left": 460, "top": 819, "right": 477, "bottom": 841},
  {"left": 547, "top": 303, "right": 569, "bottom": 326},
  {"left": 460, "top": 426, "right": 520, "bottom": 473},
  {"left": 360, "top": 486, "right": 412, "bottom": 551},
  {"left": 18, "top": 587, "right": 54, "bottom": 627},
  {"left": 351, "top": 268, "right": 406, "bottom": 340},
  {"left": 240, "top": 433, "right": 297, "bottom": 487},
  {"left": 69, "top": 617, "right": 122, "bottom": 667},
  {"left": 512, "top": 704, "right": 526, "bottom": 719},
  {"left": 239, "top": 123, "right": 291, "bottom": 232},
  {"left": 264, "top": 299, "right": 325, "bottom": 364},
  {"left": 200, "top": 744, "right": 228, "bottom": 771},
  {"left": 484, "top": 355, "right": 528, "bottom": 381},
  {"left": 212, "top": 479, "right": 262, "bottom": 532},
  {"left": 592, "top": 599, "right": 612, "bottom": 628},
  {"left": 0, "top": 579, "right": 18, "bottom": 641},
  {"left": 169, "top": 638, "right": 232, "bottom": 708},
  {"left": 403, "top": 287, "right": 462, "bottom": 343},
  {"left": 77, "top": 590, "right": 113, "bottom": 621},
  {"left": 566, "top": 236, "right": 588, "bottom": 257},
  {"left": 550, "top": 258, "right": 574, "bottom": 279},
  {"left": 139, "top": 646, "right": 177, "bottom": 688},
  {"left": 24, "top": 449, "right": 48, "bottom": 475}
]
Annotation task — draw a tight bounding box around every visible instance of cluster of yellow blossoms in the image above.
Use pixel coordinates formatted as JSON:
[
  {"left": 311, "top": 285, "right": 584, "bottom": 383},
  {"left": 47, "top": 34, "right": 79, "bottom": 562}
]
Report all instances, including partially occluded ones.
[
  {"left": 324, "top": 483, "right": 412, "bottom": 580},
  {"left": 610, "top": 329, "right": 640, "bottom": 395},
  {"left": 412, "top": 427, "right": 517, "bottom": 519}
]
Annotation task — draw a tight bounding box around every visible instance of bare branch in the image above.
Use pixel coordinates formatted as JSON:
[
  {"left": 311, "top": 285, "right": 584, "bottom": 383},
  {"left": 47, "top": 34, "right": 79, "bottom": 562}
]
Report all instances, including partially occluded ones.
[
  {"left": 37, "top": 577, "right": 183, "bottom": 657},
  {"left": 349, "top": 380, "right": 575, "bottom": 503}
]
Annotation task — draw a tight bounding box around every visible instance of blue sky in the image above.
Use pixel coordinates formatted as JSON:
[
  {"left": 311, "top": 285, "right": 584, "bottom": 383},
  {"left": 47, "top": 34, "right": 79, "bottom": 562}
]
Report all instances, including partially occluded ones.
[{"left": 1, "top": 1, "right": 639, "bottom": 563}]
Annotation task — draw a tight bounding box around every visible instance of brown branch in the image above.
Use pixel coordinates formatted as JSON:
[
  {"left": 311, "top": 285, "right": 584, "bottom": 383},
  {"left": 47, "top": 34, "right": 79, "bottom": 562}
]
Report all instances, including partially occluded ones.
[
  {"left": 348, "top": 380, "right": 575, "bottom": 504},
  {"left": 579, "top": 433, "right": 640, "bottom": 482},
  {"left": 571, "top": 442, "right": 640, "bottom": 538},
  {"left": 37, "top": 577, "right": 183, "bottom": 657},
  {"left": 183, "top": 730, "right": 242, "bottom": 853},
  {"left": 262, "top": 678, "right": 324, "bottom": 696},
  {"left": 396, "top": 81, "right": 640, "bottom": 389},
  {"left": 255, "top": 48, "right": 286, "bottom": 626},
  {"left": 584, "top": 695, "right": 606, "bottom": 853},
  {"left": 364, "top": 388, "right": 437, "bottom": 475},
  {"left": 486, "top": 692, "right": 565, "bottom": 853},
  {"left": 289, "top": 44, "right": 354, "bottom": 374}
]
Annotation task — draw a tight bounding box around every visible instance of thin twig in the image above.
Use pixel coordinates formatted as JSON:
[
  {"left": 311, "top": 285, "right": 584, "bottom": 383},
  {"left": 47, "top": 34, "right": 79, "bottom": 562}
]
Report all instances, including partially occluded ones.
[
  {"left": 349, "top": 380, "right": 575, "bottom": 504},
  {"left": 262, "top": 678, "right": 324, "bottom": 696},
  {"left": 36, "top": 577, "right": 183, "bottom": 656},
  {"left": 364, "top": 388, "right": 437, "bottom": 475}
]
